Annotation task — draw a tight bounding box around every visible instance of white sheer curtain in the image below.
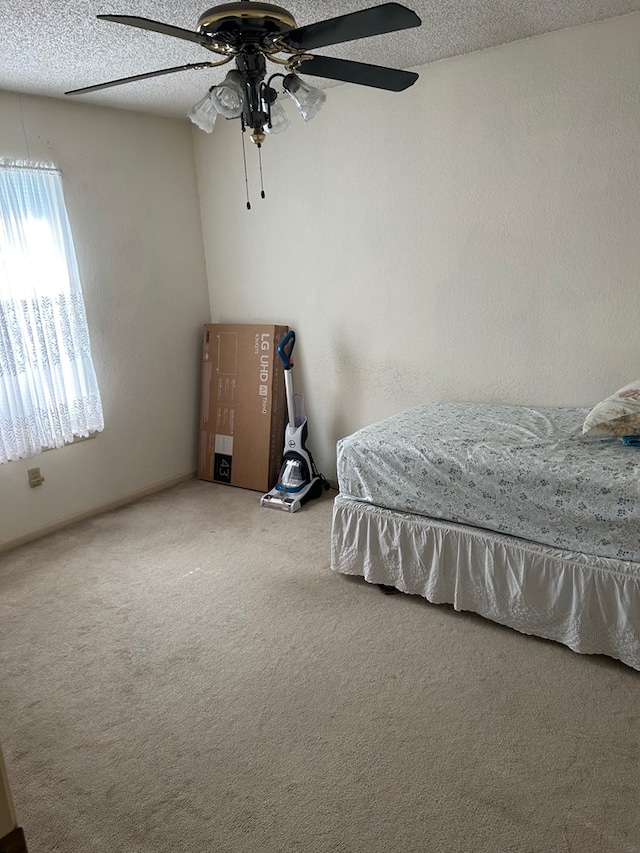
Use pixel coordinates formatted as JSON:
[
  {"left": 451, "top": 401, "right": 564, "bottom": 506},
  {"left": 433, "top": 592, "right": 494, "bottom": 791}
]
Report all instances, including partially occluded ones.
[{"left": 0, "top": 160, "right": 104, "bottom": 463}]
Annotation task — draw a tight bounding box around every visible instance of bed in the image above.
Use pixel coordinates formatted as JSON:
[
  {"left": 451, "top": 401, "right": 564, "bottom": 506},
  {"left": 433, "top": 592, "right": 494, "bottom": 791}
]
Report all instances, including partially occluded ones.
[{"left": 330, "top": 401, "right": 640, "bottom": 670}]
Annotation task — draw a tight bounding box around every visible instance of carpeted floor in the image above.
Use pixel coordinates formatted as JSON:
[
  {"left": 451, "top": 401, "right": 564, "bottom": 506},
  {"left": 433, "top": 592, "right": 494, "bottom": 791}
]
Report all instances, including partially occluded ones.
[{"left": 0, "top": 479, "right": 638, "bottom": 853}]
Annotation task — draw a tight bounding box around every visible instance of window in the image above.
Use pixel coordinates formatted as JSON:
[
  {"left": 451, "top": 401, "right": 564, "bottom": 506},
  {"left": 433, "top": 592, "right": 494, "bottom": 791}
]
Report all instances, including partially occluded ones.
[{"left": 0, "top": 160, "right": 104, "bottom": 464}]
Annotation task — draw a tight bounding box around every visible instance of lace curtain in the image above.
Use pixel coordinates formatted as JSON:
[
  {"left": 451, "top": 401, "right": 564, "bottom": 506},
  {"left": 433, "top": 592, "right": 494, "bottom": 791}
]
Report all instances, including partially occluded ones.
[{"left": 0, "top": 161, "right": 104, "bottom": 463}]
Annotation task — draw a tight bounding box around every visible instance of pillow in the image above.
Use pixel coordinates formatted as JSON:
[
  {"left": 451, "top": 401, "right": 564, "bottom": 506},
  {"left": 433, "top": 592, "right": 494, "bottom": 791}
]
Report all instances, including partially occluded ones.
[{"left": 582, "top": 380, "right": 640, "bottom": 436}]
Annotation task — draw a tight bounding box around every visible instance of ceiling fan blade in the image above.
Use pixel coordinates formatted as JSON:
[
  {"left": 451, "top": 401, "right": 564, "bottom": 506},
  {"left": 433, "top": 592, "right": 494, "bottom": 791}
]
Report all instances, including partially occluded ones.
[
  {"left": 279, "top": 3, "right": 420, "bottom": 51},
  {"left": 65, "top": 62, "right": 219, "bottom": 95},
  {"left": 296, "top": 55, "right": 418, "bottom": 92},
  {"left": 97, "top": 14, "right": 217, "bottom": 47}
]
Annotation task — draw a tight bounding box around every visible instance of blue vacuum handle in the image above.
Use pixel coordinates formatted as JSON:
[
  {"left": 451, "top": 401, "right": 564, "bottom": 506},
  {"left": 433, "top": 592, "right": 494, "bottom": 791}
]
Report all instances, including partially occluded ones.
[{"left": 277, "top": 330, "right": 295, "bottom": 371}]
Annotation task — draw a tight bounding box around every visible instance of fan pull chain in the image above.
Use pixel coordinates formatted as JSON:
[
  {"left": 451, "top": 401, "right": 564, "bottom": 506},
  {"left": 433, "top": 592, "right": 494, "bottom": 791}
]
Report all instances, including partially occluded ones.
[
  {"left": 240, "top": 127, "right": 251, "bottom": 210},
  {"left": 258, "top": 145, "right": 266, "bottom": 199}
]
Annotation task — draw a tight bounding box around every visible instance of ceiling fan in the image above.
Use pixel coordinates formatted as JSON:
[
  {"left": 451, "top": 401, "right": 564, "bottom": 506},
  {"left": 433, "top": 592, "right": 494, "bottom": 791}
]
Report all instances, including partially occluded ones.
[{"left": 65, "top": 2, "right": 422, "bottom": 146}]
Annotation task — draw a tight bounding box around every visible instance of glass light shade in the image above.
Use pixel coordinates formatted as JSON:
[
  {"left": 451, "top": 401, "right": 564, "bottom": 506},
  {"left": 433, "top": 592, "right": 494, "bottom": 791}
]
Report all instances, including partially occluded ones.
[
  {"left": 210, "top": 70, "right": 245, "bottom": 119},
  {"left": 283, "top": 74, "right": 326, "bottom": 122},
  {"left": 265, "top": 97, "right": 290, "bottom": 134},
  {"left": 187, "top": 91, "right": 218, "bottom": 133}
]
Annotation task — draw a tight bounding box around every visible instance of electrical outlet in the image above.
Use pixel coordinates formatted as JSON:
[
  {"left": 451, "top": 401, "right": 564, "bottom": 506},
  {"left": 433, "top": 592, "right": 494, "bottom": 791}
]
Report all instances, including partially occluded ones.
[{"left": 27, "top": 467, "right": 45, "bottom": 488}]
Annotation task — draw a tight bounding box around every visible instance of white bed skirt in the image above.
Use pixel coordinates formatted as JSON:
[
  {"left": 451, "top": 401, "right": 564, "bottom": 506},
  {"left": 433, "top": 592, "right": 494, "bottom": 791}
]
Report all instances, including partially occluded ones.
[{"left": 331, "top": 496, "right": 640, "bottom": 671}]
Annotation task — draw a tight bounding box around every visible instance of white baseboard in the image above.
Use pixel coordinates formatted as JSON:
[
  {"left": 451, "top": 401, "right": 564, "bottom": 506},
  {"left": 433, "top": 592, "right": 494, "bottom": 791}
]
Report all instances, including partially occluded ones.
[{"left": 0, "top": 471, "right": 197, "bottom": 555}]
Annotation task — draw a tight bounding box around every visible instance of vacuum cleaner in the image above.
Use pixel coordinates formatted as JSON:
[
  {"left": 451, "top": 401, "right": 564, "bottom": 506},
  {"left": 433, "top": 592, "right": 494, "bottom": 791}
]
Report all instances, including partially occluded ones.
[{"left": 261, "top": 330, "right": 329, "bottom": 512}]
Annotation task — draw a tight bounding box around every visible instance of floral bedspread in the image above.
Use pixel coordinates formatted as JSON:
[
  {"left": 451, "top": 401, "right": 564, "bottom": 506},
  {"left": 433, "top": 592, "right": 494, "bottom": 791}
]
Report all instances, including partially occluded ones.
[{"left": 337, "top": 403, "right": 640, "bottom": 561}]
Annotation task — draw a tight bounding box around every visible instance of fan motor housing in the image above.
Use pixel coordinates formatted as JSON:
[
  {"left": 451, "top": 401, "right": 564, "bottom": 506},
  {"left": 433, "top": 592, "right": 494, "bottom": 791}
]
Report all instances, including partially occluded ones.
[{"left": 197, "top": 2, "right": 297, "bottom": 40}]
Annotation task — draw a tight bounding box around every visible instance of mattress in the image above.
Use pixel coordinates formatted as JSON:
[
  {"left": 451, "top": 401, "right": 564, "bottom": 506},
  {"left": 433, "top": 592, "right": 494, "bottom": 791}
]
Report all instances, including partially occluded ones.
[{"left": 337, "top": 403, "right": 640, "bottom": 561}]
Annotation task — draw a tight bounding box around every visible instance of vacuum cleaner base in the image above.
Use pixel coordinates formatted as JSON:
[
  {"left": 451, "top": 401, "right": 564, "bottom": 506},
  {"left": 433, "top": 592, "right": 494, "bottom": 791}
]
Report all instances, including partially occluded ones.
[{"left": 260, "top": 477, "right": 326, "bottom": 513}]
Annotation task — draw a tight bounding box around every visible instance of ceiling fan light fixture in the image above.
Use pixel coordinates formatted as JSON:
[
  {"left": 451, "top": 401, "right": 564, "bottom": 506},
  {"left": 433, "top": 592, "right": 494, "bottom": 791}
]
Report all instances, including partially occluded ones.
[
  {"left": 187, "top": 89, "right": 219, "bottom": 132},
  {"left": 69, "top": 2, "right": 422, "bottom": 205},
  {"left": 282, "top": 74, "right": 326, "bottom": 122},
  {"left": 210, "top": 69, "right": 246, "bottom": 118},
  {"left": 265, "top": 96, "right": 290, "bottom": 134}
]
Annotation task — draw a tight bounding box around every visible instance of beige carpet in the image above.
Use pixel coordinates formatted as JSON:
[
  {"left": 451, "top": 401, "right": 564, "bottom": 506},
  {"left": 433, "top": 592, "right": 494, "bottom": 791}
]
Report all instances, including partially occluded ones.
[{"left": 0, "top": 479, "right": 638, "bottom": 853}]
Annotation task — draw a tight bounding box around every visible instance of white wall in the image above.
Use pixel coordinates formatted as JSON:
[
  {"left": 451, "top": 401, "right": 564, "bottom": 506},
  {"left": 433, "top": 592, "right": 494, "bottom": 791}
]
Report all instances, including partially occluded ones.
[
  {"left": 194, "top": 13, "right": 640, "bottom": 482},
  {"left": 0, "top": 91, "right": 210, "bottom": 547}
]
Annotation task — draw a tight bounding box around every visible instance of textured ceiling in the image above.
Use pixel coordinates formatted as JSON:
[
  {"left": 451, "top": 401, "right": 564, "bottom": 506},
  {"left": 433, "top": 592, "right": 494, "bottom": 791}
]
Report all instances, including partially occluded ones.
[{"left": 2, "top": 0, "right": 640, "bottom": 119}]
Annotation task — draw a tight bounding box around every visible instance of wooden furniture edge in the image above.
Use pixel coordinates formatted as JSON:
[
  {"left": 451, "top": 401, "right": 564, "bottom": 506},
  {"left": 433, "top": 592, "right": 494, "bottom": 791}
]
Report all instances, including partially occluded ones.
[{"left": 0, "top": 826, "right": 28, "bottom": 853}]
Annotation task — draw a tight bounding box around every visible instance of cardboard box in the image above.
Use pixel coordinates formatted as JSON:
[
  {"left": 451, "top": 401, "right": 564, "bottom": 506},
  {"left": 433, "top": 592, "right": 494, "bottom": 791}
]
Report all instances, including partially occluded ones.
[{"left": 198, "top": 323, "right": 288, "bottom": 492}]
